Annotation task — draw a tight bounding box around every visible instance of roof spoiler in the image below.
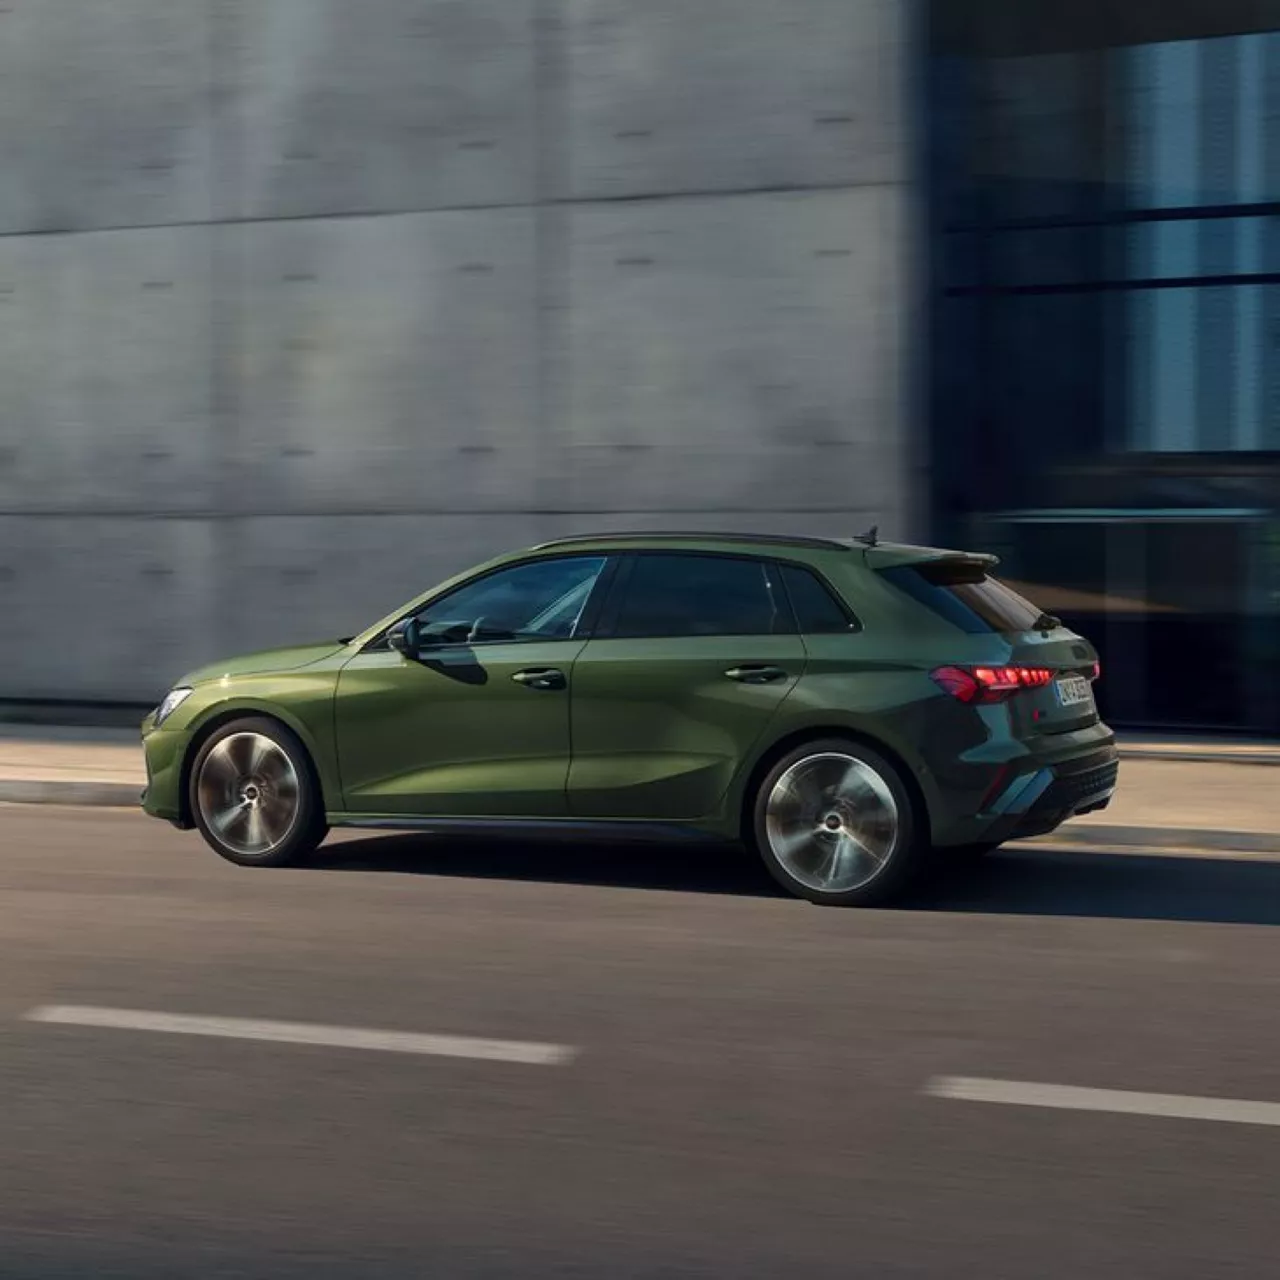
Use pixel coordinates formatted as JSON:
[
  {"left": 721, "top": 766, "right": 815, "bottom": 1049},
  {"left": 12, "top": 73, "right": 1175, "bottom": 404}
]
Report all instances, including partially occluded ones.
[
  {"left": 936, "top": 550, "right": 1000, "bottom": 569},
  {"left": 862, "top": 544, "right": 1001, "bottom": 570}
]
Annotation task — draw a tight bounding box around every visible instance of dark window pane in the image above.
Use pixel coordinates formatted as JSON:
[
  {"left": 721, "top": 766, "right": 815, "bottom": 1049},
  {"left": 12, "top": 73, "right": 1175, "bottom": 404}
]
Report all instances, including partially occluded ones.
[
  {"left": 613, "top": 555, "right": 790, "bottom": 638},
  {"left": 781, "top": 565, "right": 857, "bottom": 634},
  {"left": 880, "top": 563, "right": 1045, "bottom": 634},
  {"left": 416, "top": 556, "right": 606, "bottom": 645}
]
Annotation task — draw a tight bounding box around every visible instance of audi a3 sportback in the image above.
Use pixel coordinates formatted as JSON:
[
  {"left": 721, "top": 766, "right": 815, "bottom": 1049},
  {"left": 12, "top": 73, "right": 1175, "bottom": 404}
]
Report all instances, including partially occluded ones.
[{"left": 141, "top": 531, "right": 1118, "bottom": 906}]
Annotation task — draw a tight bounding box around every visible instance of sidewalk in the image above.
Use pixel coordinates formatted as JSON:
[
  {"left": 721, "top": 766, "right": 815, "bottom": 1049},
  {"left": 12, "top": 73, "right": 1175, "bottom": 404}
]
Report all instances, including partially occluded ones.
[
  {"left": 1050, "top": 758, "right": 1279, "bottom": 853},
  {"left": 0, "top": 727, "right": 1275, "bottom": 853},
  {"left": 0, "top": 726, "right": 145, "bottom": 807}
]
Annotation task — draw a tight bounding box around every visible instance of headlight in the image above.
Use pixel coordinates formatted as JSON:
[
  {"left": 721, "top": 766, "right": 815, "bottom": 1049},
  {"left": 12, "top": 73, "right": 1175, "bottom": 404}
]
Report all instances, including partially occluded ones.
[{"left": 154, "top": 687, "right": 193, "bottom": 727}]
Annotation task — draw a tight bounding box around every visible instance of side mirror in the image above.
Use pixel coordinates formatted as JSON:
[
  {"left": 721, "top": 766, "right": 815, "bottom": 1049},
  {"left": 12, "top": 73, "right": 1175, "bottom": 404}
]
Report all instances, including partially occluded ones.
[{"left": 387, "top": 618, "right": 421, "bottom": 659}]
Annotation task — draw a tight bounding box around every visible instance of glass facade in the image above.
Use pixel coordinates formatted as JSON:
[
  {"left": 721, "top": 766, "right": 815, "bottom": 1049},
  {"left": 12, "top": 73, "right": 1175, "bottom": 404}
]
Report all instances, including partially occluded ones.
[{"left": 929, "top": 0, "right": 1280, "bottom": 732}]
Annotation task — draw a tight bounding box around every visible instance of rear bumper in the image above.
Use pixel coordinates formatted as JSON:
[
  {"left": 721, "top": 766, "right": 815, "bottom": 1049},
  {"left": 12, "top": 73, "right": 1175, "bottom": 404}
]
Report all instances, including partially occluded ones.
[
  {"left": 931, "top": 728, "right": 1119, "bottom": 847},
  {"left": 979, "top": 749, "right": 1118, "bottom": 843}
]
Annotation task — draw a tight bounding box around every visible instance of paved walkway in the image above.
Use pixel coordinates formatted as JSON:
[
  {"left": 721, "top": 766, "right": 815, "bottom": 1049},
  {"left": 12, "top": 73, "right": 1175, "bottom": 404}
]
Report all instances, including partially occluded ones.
[
  {"left": 0, "top": 727, "right": 144, "bottom": 805},
  {"left": 1064, "top": 758, "right": 1278, "bottom": 852},
  {"left": 0, "top": 727, "right": 1276, "bottom": 852}
]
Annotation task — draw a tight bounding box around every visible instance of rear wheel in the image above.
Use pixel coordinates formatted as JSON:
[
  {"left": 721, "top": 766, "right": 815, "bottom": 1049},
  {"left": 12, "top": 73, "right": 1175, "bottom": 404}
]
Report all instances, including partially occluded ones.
[
  {"left": 190, "top": 717, "right": 327, "bottom": 867},
  {"left": 750, "top": 738, "right": 925, "bottom": 906}
]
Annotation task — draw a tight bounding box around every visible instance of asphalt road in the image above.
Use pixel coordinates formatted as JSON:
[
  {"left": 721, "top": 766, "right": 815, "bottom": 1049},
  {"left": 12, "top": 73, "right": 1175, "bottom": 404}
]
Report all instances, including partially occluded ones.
[{"left": 2, "top": 806, "right": 1279, "bottom": 1278}]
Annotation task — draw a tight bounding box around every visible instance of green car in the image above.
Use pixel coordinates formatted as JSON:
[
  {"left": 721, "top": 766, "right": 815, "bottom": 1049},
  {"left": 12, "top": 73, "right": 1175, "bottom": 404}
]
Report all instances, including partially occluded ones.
[{"left": 141, "top": 531, "right": 1117, "bottom": 906}]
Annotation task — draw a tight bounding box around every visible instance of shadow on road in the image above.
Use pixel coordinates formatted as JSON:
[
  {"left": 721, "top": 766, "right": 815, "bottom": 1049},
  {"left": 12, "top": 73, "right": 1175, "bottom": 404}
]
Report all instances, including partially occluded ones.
[
  {"left": 319, "top": 832, "right": 785, "bottom": 898},
  {"left": 319, "top": 833, "right": 1280, "bottom": 925},
  {"left": 912, "top": 847, "right": 1280, "bottom": 926}
]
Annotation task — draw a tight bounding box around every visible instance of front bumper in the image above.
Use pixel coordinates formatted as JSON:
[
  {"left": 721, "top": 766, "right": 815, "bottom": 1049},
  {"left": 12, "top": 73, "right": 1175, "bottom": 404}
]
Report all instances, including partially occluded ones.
[{"left": 139, "top": 723, "right": 189, "bottom": 823}]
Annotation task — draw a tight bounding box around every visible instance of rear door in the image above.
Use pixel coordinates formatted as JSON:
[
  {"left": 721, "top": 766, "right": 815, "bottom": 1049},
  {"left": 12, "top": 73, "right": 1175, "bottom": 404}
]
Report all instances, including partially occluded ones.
[
  {"left": 879, "top": 558, "right": 1101, "bottom": 734},
  {"left": 568, "top": 552, "right": 807, "bottom": 821}
]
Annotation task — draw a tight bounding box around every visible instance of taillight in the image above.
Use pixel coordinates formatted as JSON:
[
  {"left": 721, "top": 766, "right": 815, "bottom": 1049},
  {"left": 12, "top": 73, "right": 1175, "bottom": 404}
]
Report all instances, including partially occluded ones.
[
  {"left": 930, "top": 665, "right": 1055, "bottom": 705},
  {"left": 1090, "top": 661, "right": 1101, "bottom": 682}
]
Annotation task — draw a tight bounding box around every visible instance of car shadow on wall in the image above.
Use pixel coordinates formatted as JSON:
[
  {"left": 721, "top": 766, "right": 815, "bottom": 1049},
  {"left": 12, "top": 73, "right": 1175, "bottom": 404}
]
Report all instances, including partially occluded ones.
[{"left": 316, "top": 833, "right": 1280, "bottom": 926}]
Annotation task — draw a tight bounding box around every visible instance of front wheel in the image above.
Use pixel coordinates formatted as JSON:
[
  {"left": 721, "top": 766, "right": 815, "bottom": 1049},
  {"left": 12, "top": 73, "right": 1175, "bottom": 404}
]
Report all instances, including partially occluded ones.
[
  {"left": 749, "top": 738, "right": 924, "bottom": 906},
  {"left": 190, "top": 717, "right": 327, "bottom": 867}
]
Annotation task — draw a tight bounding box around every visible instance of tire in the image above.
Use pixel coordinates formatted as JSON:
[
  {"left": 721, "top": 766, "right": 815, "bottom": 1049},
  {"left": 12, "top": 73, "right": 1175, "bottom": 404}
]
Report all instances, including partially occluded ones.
[
  {"left": 749, "top": 737, "right": 924, "bottom": 907},
  {"left": 189, "top": 717, "right": 327, "bottom": 868}
]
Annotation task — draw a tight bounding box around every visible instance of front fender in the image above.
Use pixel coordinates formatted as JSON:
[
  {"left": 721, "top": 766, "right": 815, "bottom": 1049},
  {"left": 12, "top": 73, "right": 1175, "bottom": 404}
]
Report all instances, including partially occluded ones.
[{"left": 172, "top": 673, "right": 343, "bottom": 813}]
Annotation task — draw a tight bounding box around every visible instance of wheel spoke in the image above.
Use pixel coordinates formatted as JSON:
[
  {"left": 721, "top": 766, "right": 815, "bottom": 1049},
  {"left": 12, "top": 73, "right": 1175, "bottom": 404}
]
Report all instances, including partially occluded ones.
[
  {"left": 259, "top": 795, "right": 295, "bottom": 846},
  {"left": 837, "top": 763, "right": 872, "bottom": 802},
  {"left": 768, "top": 827, "right": 812, "bottom": 857},
  {"left": 203, "top": 739, "right": 239, "bottom": 788},
  {"left": 840, "top": 830, "right": 883, "bottom": 873},
  {"left": 823, "top": 835, "right": 851, "bottom": 886},
  {"left": 804, "top": 757, "right": 845, "bottom": 801},
  {"left": 811, "top": 841, "right": 839, "bottom": 887},
  {"left": 248, "top": 735, "right": 271, "bottom": 775},
  {"left": 242, "top": 807, "right": 267, "bottom": 852},
  {"left": 260, "top": 751, "right": 297, "bottom": 792},
  {"left": 223, "top": 734, "right": 254, "bottom": 778},
  {"left": 272, "top": 772, "right": 299, "bottom": 803},
  {"left": 211, "top": 802, "right": 249, "bottom": 840}
]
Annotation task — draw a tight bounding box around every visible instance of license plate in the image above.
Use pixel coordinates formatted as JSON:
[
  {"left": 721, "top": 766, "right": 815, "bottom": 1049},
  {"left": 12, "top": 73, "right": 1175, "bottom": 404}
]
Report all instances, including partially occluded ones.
[{"left": 1055, "top": 674, "right": 1093, "bottom": 709}]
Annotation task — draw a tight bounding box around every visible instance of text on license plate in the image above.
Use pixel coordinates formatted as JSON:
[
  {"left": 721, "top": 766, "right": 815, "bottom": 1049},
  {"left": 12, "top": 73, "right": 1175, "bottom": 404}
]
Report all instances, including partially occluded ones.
[{"left": 1055, "top": 674, "right": 1093, "bottom": 708}]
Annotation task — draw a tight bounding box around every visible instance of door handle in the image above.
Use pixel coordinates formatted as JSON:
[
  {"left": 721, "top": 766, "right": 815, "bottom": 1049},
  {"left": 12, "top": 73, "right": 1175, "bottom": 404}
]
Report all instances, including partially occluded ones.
[
  {"left": 512, "top": 668, "right": 566, "bottom": 691},
  {"left": 724, "top": 665, "right": 787, "bottom": 685}
]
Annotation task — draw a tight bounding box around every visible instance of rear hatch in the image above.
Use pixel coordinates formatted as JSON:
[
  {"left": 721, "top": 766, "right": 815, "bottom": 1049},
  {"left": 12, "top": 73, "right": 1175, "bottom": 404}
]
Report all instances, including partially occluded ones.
[{"left": 873, "top": 550, "right": 1101, "bottom": 734}]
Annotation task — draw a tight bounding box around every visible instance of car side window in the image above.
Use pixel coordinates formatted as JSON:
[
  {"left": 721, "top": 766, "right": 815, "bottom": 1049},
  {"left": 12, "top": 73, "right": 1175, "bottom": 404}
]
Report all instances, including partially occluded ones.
[
  {"left": 413, "top": 556, "right": 607, "bottom": 646},
  {"left": 780, "top": 564, "right": 859, "bottom": 634},
  {"left": 610, "top": 554, "right": 793, "bottom": 638}
]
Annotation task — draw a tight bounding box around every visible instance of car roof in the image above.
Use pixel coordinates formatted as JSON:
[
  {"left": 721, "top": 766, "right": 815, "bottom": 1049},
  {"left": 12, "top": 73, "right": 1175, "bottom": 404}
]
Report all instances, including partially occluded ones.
[
  {"left": 531, "top": 531, "right": 998, "bottom": 566},
  {"left": 532, "top": 530, "right": 854, "bottom": 554}
]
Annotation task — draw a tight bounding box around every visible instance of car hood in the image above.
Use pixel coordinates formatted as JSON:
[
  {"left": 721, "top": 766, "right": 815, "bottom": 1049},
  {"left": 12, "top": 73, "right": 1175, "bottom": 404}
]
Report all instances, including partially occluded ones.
[{"left": 178, "top": 641, "right": 347, "bottom": 687}]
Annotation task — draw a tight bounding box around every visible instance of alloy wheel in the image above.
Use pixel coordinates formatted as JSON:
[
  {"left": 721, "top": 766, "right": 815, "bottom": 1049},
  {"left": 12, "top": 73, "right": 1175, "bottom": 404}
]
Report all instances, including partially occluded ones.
[
  {"left": 764, "top": 751, "right": 900, "bottom": 894},
  {"left": 196, "top": 732, "right": 301, "bottom": 858}
]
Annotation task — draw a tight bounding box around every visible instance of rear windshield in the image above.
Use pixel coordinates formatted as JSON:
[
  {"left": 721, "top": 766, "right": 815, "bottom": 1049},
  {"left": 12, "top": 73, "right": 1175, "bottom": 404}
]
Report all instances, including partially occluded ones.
[{"left": 879, "top": 562, "right": 1045, "bottom": 634}]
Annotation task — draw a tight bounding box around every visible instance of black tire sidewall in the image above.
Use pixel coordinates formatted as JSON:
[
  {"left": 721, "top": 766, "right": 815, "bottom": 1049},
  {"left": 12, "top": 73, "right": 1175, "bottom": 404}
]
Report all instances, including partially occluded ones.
[
  {"left": 189, "top": 716, "right": 324, "bottom": 867},
  {"left": 751, "top": 737, "right": 920, "bottom": 907}
]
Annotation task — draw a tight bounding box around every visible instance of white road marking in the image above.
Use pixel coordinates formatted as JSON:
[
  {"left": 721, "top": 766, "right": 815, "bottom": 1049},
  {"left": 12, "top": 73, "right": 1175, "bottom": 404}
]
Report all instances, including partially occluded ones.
[
  {"left": 26, "top": 1005, "right": 576, "bottom": 1067},
  {"left": 927, "top": 1076, "right": 1280, "bottom": 1128}
]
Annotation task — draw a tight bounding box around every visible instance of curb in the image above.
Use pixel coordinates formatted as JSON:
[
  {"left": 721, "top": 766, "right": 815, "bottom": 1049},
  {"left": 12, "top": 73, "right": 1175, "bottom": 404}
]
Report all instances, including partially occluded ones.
[
  {"left": 1119, "top": 748, "right": 1280, "bottom": 767},
  {"left": 0, "top": 780, "right": 142, "bottom": 808},
  {"left": 1028, "top": 824, "right": 1280, "bottom": 856}
]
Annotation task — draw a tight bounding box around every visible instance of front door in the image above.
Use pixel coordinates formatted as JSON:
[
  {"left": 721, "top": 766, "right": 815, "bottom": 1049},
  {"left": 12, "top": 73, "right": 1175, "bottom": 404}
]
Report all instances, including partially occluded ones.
[
  {"left": 569, "top": 552, "right": 807, "bottom": 821},
  {"left": 336, "top": 554, "right": 610, "bottom": 817}
]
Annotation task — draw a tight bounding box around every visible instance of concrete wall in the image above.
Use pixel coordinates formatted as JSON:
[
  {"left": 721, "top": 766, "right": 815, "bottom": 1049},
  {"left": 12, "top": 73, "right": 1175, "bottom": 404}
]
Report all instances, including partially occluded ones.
[{"left": 0, "top": 0, "right": 914, "bottom": 703}]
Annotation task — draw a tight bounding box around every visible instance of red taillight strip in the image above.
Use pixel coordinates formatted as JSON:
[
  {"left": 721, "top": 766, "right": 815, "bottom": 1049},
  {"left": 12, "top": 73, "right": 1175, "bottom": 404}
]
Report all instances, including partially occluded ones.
[
  {"left": 973, "top": 666, "right": 1053, "bottom": 692},
  {"left": 931, "top": 665, "right": 1057, "bottom": 705}
]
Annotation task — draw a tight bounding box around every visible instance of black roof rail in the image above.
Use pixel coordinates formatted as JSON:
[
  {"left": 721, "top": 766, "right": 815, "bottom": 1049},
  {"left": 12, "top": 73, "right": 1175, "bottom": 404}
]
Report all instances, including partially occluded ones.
[{"left": 533, "top": 530, "right": 853, "bottom": 552}]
